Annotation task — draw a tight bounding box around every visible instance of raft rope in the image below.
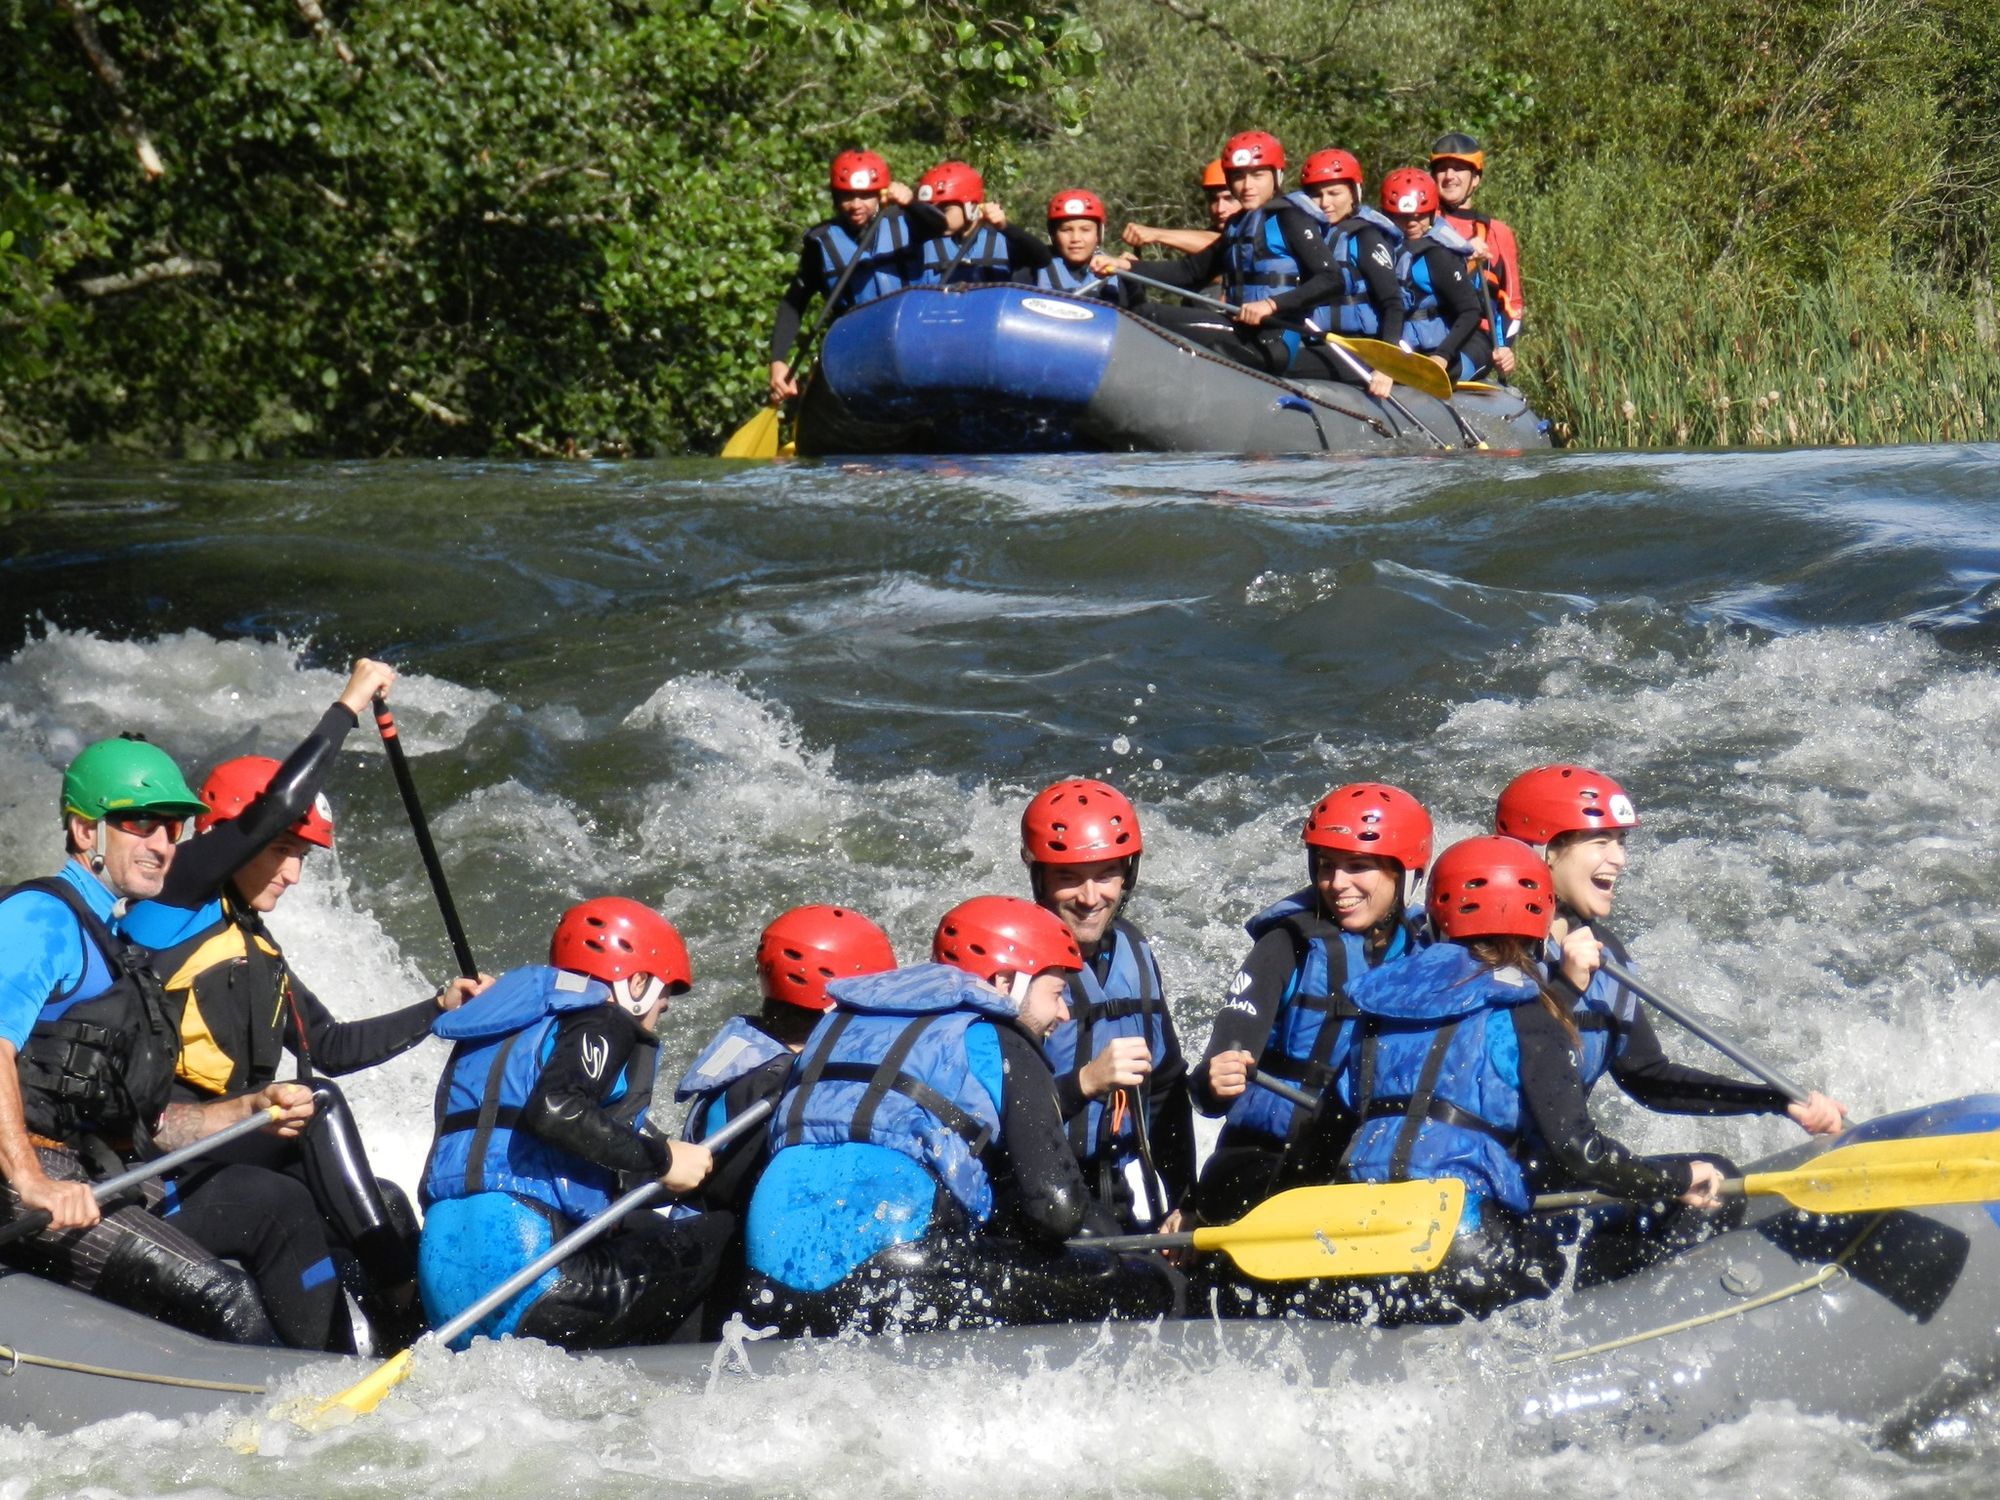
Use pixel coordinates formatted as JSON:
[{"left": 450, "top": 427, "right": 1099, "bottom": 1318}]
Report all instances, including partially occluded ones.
[
  {"left": 1534, "top": 1212, "right": 1885, "bottom": 1368},
  {"left": 0, "top": 1341, "right": 268, "bottom": 1395}
]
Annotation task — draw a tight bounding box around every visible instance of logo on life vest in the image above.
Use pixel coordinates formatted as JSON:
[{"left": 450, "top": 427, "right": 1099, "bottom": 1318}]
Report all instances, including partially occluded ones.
[{"left": 1021, "top": 297, "right": 1097, "bottom": 322}]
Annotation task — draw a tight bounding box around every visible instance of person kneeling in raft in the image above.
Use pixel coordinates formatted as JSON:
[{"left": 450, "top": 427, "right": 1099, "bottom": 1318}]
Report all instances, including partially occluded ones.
[
  {"left": 416, "top": 898, "right": 729, "bottom": 1350},
  {"left": 739, "top": 896, "right": 1184, "bottom": 1336}
]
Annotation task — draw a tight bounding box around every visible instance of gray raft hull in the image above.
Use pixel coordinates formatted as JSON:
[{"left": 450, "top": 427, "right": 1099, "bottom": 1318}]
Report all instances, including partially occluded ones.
[{"left": 3, "top": 1097, "right": 1995, "bottom": 1443}]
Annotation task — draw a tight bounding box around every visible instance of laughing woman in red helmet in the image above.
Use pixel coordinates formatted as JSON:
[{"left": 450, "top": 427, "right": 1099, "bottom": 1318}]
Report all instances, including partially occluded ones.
[
  {"left": 1337, "top": 836, "right": 1727, "bottom": 1321},
  {"left": 417, "top": 898, "right": 731, "bottom": 1350}
]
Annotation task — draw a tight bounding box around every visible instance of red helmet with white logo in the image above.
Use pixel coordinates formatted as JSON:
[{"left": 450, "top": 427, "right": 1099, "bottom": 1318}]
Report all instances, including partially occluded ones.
[
  {"left": 755, "top": 905, "right": 896, "bottom": 1012},
  {"left": 1381, "top": 167, "right": 1439, "bottom": 216},
  {"left": 1046, "top": 189, "right": 1105, "bottom": 225},
  {"left": 1021, "top": 778, "right": 1142, "bottom": 865},
  {"left": 1221, "top": 131, "right": 1285, "bottom": 173},
  {"left": 550, "top": 897, "right": 692, "bottom": 991},
  {"left": 932, "top": 896, "right": 1082, "bottom": 985},
  {"left": 1426, "top": 836, "right": 1555, "bottom": 942},
  {"left": 917, "top": 160, "right": 984, "bottom": 207},
  {"left": 1494, "top": 765, "right": 1640, "bottom": 846},
  {"left": 830, "top": 150, "right": 890, "bottom": 194},
  {"left": 1301, "top": 782, "right": 1432, "bottom": 873},
  {"left": 197, "top": 756, "right": 333, "bottom": 849},
  {"left": 1300, "top": 149, "right": 1363, "bottom": 191}
]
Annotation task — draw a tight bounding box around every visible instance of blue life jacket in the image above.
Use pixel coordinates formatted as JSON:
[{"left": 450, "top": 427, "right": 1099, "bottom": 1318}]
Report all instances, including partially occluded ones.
[
  {"left": 1222, "top": 889, "right": 1417, "bottom": 1145},
  {"left": 1395, "top": 230, "right": 1475, "bottom": 355},
  {"left": 920, "top": 226, "right": 1013, "bottom": 287},
  {"left": 1326, "top": 208, "right": 1402, "bottom": 338},
  {"left": 1225, "top": 193, "right": 1330, "bottom": 333},
  {"left": 1339, "top": 942, "right": 1542, "bottom": 1224},
  {"left": 674, "top": 1014, "right": 792, "bottom": 1142},
  {"left": 1536, "top": 923, "right": 1638, "bottom": 1094},
  {"left": 1040, "top": 920, "right": 1168, "bottom": 1209},
  {"left": 806, "top": 210, "right": 913, "bottom": 310},
  {"left": 419, "top": 965, "right": 655, "bottom": 1223},
  {"left": 1032, "top": 258, "right": 1113, "bottom": 300},
  {"left": 771, "top": 964, "right": 1012, "bottom": 1223}
]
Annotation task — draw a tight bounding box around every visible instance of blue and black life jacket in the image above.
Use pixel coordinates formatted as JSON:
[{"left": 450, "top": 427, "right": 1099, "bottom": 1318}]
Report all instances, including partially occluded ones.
[
  {"left": 1222, "top": 889, "right": 1417, "bottom": 1146},
  {"left": 419, "top": 965, "right": 656, "bottom": 1223},
  {"left": 919, "top": 225, "right": 1014, "bottom": 287},
  {"left": 1224, "top": 192, "right": 1331, "bottom": 330},
  {"left": 1542, "top": 921, "right": 1638, "bottom": 1094},
  {"left": 1, "top": 871, "right": 179, "bottom": 1149},
  {"left": 674, "top": 1014, "right": 792, "bottom": 1142},
  {"left": 1040, "top": 920, "right": 1168, "bottom": 1212},
  {"left": 1032, "top": 259, "right": 1113, "bottom": 300},
  {"left": 1326, "top": 207, "right": 1402, "bottom": 338},
  {"left": 806, "top": 209, "right": 914, "bottom": 310},
  {"left": 1394, "top": 226, "right": 1476, "bottom": 354},
  {"left": 771, "top": 964, "right": 1013, "bottom": 1223},
  {"left": 1339, "top": 942, "right": 1542, "bottom": 1223}
]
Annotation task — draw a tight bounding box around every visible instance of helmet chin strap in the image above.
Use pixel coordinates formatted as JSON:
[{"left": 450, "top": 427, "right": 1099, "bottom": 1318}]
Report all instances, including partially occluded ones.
[
  {"left": 1007, "top": 971, "right": 1034, "bottom": 1009},
  {"left": 614, "top": 975, "right": 656, "bottom": 1019},
  {"left": 89, "top": 821, "right": 107, "bottom": 875}
]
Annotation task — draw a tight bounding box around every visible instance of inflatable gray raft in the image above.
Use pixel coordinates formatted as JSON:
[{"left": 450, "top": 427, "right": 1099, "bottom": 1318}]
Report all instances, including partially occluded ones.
[{"left": 2, "top": 1095, "right": 1994, "bottom": 1444}]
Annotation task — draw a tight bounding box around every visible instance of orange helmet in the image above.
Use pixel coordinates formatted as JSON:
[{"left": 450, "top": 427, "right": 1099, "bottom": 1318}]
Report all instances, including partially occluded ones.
[
  {"left": 1200, "top": 158, "right": 1228, "bottom": 191},
  {"left": 1381, "top": 167, "right": 1439, "bottom": 216},
  {"left": 1429, "top": 132, "right": 1486, "bottom": 173},
  {"left": 830, "top": 149, "right": 889, "bottom": 194},
  {"left": 1300, "top": 149, "right": 1363, "bottom": 192},
  {"left": 1046, "top": 189, "right": 1105, "bottom": 225},
  {"left": 917, "top": 160, "right": 984, "bottom": 206},
  {"left": 1221, "top": 131, "right": 1285, "bottom": 173}
]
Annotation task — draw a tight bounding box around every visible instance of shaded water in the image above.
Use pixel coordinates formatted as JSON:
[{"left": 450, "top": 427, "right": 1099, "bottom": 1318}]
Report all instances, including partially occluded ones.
[{"left": 2, "top": 443, "right": 1999, "bottom": 1495}]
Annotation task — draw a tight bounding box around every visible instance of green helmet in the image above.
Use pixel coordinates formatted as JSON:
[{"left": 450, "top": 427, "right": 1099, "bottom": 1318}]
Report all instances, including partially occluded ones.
[{"left": 61, "top": 736, "right": 209, "bottom": 823}]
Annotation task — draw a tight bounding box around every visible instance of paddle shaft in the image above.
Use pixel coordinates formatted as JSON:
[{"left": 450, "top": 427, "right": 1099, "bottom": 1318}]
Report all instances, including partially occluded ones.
[
  {"left": 1599, "top": 959, "right": 1810, "bottom": 1105},
  {"left": 373, "top": 696, "right": 478, "bottom": 980},
  {"left": 1111, "top": 269, "right": 1453, "bottom": 448},
  {"left": 1247, "top": 1064, "right": 1320, "bottom": 1113},
  {"left": 428, "top": 1098, "right": 773, "bottom": 1349},
  {"left": 0, "top": 1099, "right": 302, "bottom": 1247}
]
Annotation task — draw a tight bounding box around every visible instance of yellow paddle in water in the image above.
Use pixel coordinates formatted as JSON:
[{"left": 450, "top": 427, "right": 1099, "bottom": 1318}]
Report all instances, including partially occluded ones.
[
  {"left": 1533, "top": 1128, "right": 2000, "bottom": 1215},
  {"left": 1073, "top": 1176, "right": 1464, "bottom": 1280}
]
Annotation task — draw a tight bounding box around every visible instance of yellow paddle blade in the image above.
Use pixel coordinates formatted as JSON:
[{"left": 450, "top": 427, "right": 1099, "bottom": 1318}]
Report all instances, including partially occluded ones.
[
  {"left": 1330, "top": 336, "right": 1452, "bottom": 402},
  {"left": 720, "top": 404, "right": 781, "bottom": 461},
  {"left": 302, "top": 1347, "right": 415, "bottom": 1427},
  {"left": 1453, "top": 380, "right": 1507, "bottom": 394},
  {"left": 1745, "top": 1129, "right": 2000, "bottom": 1215},
  {"left": 1190, "top": 1178, "right": 1464, "bottom": 1281}
]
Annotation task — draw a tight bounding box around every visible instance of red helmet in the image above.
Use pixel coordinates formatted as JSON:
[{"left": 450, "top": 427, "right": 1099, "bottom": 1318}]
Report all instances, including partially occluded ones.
[
  {"left": 917, "top": 160, "right": 984, "bottom": 206},
  {"left": 1381, "top": 167, "right": 1439, "bottom": 216},
  {"left": 1021, "top": 778, "right": 1142, "bottom": 865},
  {"left": 1221, "top": 131, "right": 1285, "bottom": 173},
  {"left": 1300, "top": 149, "right": 1363, "bottom": 191},
  {"left": 830, "top": 149, "right": 890, "bottom": 194},
  {"left": 756, "top": 905, "right": 896, "bottom": 1012},
  {"left": 1046, "top": 189, "right": 1105, "bottom": 225},
  {"left": 1494, "top": 765, "right": 1640, "bottom": 846},
  {"left": 550, "top": 897, "right": 692, "bottom": 991},
  {"left": 1427, "top": 836, "right": 1555, "bottom": 942},
  {"left": 932, "top": 895, "right": 1082, "bottom": 985},
  {"left": 1301, "top": 782, "right": 1432, "bottom": 873},
  {"left": 1200, "top": 158, "right": 1228, "bottom": 191},
  {"left": 196, "top": 755, "right": 333, "bottom": 849}
]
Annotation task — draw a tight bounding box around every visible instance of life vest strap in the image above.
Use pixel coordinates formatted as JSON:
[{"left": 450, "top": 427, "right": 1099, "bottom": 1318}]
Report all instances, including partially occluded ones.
[
  {"left": 1360, "top": 1093, "right": 1516, "bottom": 1145},
  {"left": 809, "top": 1057, "right": 994, "bottom": 1156}
]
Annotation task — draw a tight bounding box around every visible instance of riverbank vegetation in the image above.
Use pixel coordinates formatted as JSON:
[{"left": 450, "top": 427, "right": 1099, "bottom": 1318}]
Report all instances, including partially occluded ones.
[{"left": 3, "top": 0, "right": 1994, "bottom": 457}]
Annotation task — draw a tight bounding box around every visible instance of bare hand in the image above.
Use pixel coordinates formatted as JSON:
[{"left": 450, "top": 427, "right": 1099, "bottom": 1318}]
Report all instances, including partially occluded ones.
[
  {"left": 1090, "top": 252, "right": 1134, "bottom": 277},
  {"left": 1427, "top": 354, "right": 1450, "bottom": 372},
  {"left": 1786, "top": 1091, "right": 1848, "bottom": 1136},
  {"left": 15, "top": 1168, "right": 99, "bottom": 1232},
  {"left": 1679, "top": 1158, "right": 1727, "bottom": 1210},
  {"left": 1207, "top": 1049, "right": 1253, "bottom": 1101},
  {"left": 884, "top": 181, "right": 913, "bottom": 207},
  {"left": 660, "top": 1140, "right": 713, "bottom": 1194},
  {"left": 338, "top": 658, "right": 398, "bottom": 716},
  {"left": 435, "top": 973, "right": 494, "bottom": 1012},
  {"left": 1235, "top": 298, "right": 1278, "bottom": 327},
  {"left": 977, "top": 201, "right": 1007, "bottom": 228},
  {"left": 1366, "top": 370, "right": 1395, "bottom": 400},
  {"left": 1492, "top": 346, "right": 1517, "bottom": 375},
  {"left": 768, "top": 361, "right": 798, "bottom": 405},
  {"left": 1558, "top": 925, "right": 1602, "bottom": 991},
  {"left": 1079, "top": 1037, "right": 1153, "bottom": 1099},
  {"left": 250, "top": 1081, "right": 317, "bottom": 1139},
  {"left": 1120, "top": 223, "right": 1153, "bottom": 249}
]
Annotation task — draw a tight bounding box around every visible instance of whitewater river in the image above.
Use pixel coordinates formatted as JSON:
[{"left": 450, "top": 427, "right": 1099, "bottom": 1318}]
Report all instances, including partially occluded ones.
[{"left": 1, "top": 444, "right": 1998, "bottom": 1495}]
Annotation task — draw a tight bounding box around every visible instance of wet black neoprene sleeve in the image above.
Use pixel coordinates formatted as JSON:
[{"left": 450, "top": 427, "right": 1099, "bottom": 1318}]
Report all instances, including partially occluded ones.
[
  {"left": 1512, "top": 1002, "right": 1693, "bottom": 1202},
  {"left": 521, "top": 1009, "right": 670, "bottom": 1178},
  {"left": 1189, "top": 927, "right": 1302, "bottom": 1114},
  {"left": 992, "top": 1023, "right": 1089, "bottom": 1241},
  {"left": 279, "top": 958, "right": 438, "bottom": 1077}
]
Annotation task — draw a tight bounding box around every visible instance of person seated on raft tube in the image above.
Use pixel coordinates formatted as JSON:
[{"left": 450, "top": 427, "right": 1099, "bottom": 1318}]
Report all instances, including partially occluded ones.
[
  {"left": 1337, "top": 836, "right": 1733, "bottom": 1323},
  {"left": 1192, "top": 783, "right": 1432, "bottom": 1235},
  {"left": 739, "top": 895, "right": 1183, "bottom": 1336},
  {"left": 1296, "top": 148, "right": 1405, "bottom": 400},
  {"left": 1094, "top": 130, "right": 1348, "bottom": 381},
  {"left": 417, "top": 897, "right": 729, "bottom": 1351},
  {"left": 1020, "top": 779, "right": 1194, "bottom": 1233},
  {"left": 123, "top": 705, "right": 495, "bottom": 1351},
  {"left": 1025, "top": 190, "right": 1143, "bottom": 308},
  {"left": 769, "top": 148, "right": 934, "bottom": 407},
  {"left": 675, "top": 904, "right": 897, "bottom": 1216},
  {"left": 1430, "top": 132, "right": 1522, "bottom": 376},
  {"left": 1493, "top": 765, "right": 1845, "bottom": 1273},
  {"left": 1118, "top": 157, "right": 1239, "bottom": 259},
  {"left": 0, "top": 733, "right": 326, "bottom": 1347},
  {"left": 1380, "top": 167, "right": 1496, "bottom": 385},
  {"left": 908, "top": 160, "right": 1056, "bottom": 287}
]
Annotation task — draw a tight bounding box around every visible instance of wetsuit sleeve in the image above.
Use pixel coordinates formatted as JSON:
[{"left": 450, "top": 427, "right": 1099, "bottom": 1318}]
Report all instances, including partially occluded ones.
[
  {"left": 1608, "top": 1008, "right": 1791, "bottom": 1115},
  {"left": 1189, "top": 928, "right": 1299, "bottom": 1114},
  {"left": 282, "top": 961, "right": 439, "bottom": 1078},
  {"left": 1425, "top": 246, "right": 1485, "bottom": 370},
  {"left": 520, "top": 1009, "right": 670, "bottom": 1177},
  {"left": 1512, "top": 1003, "right": 1693, "bottom": 1201},
  {"left": 1146, "top": 1000, "right": 1198, "bottom": 1212},
  {"left": 157, "top": 703, "right": 358, "bottom": 906},
  {"left": 0, "top": 890, "right": 82, "bottom": 1049},
  {"left": 1354, "top": 227, "right": 1404, "bottom": 345},
  {"left": 901, "top": 201, "right": 951, "bottom": 242},
  {"left": 768, "top": 236, "right": 826, "bottom": 361},
  {"left": 1138, "top": 236, "right": 1231, "bottom": 293},
  {"left": 994, "top": 1023, "right": 1089, "bottom": 1241},
  {"left": 1269, "top": 207, "right": 1343, "bottom": 323},
  {"left": 1004, "top": 228, "right": 1053, "bottom": 276}
]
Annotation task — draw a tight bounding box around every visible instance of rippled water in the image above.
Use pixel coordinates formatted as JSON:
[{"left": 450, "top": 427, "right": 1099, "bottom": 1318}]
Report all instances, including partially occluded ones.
[{"left": 2, "top": 444, "right": 1999, "bottom": 1495}]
